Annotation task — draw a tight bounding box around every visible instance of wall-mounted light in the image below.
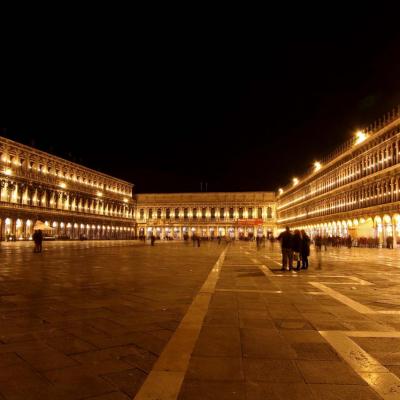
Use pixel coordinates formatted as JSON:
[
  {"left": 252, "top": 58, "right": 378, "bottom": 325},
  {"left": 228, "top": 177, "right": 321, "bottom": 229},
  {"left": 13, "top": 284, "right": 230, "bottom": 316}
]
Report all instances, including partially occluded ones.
[
  {"left": 293, "top": 177, "right": 299, "bottom": 186},
  {"left": 314, "top": 161, "right": 321, "bottom": 171},
  {"left": 355, "top": 130, "right": 367, "bottom": 145}
]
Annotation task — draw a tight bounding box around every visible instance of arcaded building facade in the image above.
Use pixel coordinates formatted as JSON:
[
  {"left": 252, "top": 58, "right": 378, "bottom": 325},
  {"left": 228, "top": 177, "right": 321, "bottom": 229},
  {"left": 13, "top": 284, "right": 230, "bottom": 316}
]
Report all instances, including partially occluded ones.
[
  {"left": 277, "top": 107, "right": 400, "bottom": 246},
  {"left": 0, "top": 137, "right": 135, "bottom": 240},
  {"left": 135, "top": 192, "right": 276, "bottom": 239}
]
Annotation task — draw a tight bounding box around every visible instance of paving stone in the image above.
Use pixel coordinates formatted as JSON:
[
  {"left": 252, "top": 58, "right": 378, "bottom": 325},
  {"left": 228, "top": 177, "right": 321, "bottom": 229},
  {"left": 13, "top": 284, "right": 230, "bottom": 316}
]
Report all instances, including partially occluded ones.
[
  {"left": 244, "top": 358, "right": 303, "bottom": 382},
  {"left": 186, "top": 356, "right": 244, "bottom": 381},
  {"left": 246, "top": 381, "right": 315, "bottom": 399},
  {"left": 297, "top": 360, "right": 367, "bottom": 384},
  {"left": 241, "top": 328, "right": 297, "bottom": 359},
  {"left": 178, "top": 380, "right": 246, "bottom": 400},
  {"left": 309, "top": 383, "right": 381, "bottom": 399},
  {"left": 193, "top": 326, "right": 242, "bottom": 357}
]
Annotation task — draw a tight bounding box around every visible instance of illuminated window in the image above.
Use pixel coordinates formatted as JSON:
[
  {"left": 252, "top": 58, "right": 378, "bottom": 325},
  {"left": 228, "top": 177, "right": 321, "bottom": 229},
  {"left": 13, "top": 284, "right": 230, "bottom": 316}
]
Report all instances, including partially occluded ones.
[{"left": 211, "top": 208, "right": 215, "bottom": 219}]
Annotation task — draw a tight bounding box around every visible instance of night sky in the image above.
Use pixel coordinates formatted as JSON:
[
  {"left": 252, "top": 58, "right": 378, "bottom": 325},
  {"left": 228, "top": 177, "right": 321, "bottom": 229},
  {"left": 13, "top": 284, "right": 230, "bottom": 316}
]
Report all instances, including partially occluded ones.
[{"left": 3, "top": 24, "right": 400, "bottom": 194}]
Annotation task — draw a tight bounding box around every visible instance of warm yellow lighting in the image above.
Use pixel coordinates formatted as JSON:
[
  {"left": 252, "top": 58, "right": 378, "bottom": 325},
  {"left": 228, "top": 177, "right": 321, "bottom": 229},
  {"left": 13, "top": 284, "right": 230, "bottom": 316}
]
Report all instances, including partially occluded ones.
[
  {"left": 97, "top": 191, "right": 103, "bottom": 197},
  {"left": 59, "top": 182, "right": 67, "bottom": 189},
  {"left": 355, "top": 130, "right": 367, "bottom": 145},
  {"left": 123, "top": 198, "right": 128, "bottom": 203},
  {"left": 314, "top": 161, "right": 321, "bottom": 171},
  {"left": 293, "top": 177, "right": 299, "bottom": 186},
  {"left": 278, "top": 188, "right": 283, "bottom": 195},
  {"left": 4, "top": 168, "right": 12, "bottom": 176}
]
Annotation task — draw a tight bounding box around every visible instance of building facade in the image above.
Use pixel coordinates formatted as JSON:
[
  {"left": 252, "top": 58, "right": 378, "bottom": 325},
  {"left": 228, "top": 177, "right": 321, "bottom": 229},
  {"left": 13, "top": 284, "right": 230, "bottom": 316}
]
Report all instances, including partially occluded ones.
[
  {"left": 0, "top": 136, "right": 135, "bottom": 240},
  {"left": 135, "top": 192, "right": 276, "bottom": 239},
  {"left": 277, "top": 107, "right": 400, "bottom": 246}
]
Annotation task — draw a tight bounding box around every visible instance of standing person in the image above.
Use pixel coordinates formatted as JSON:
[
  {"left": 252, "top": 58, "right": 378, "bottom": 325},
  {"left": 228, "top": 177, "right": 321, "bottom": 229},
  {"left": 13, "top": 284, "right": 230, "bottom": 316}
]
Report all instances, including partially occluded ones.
[
  {"left": 150, "top": 233, "right": 155, "bottom": 246},
  {"left": 217, "top": 235, "right": 221, "bottom": 245},
  {"left": 277, "top": 226, "right": 294, "bottom": 271},
  {"left": 32, "top": 230, "right": 39, "bottom": 252},
  {"left": 315, "top": 235, "right": 322, "bottom": 251},
  {"left": 197, "top": 235, "right": 201, "bottom": 247},
  {"left": 292, "top": 230, "right": 302, "bottom": 271},
  {"left": 33, "top": 229, "right": 43, "bottom": 253},
  {"left": 300, "top": 230, "right": 310, "bottom": 269}
]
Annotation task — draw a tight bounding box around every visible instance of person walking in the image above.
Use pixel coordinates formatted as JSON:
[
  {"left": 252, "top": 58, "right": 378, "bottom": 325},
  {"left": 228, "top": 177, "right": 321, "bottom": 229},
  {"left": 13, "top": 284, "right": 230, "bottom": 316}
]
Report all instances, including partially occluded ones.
[
  {"left": 277, "top": 226, "right": 294, "bottom": 271},
  {"left": 300, "top": 230, "right": 310, "bottom": 269},
  {"left": 292, "top": 230, "right": 302, "bottom": 271}
]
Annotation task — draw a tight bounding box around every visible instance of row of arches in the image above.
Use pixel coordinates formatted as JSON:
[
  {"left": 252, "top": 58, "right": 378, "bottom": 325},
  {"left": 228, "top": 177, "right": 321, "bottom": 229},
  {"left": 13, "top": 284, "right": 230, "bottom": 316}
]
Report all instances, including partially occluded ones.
[
  {"left": 1, "top": 217, "right": 135, "bottom": 241},
  {"left": 291, "top": 214, "right": 400, "bottom": 247},
  {"left": 0, "top": 180, "right": 133, "bottom": 219},
  {"left": 279, "top": 175, "right": 400, "bottom": 224},
  {"left": 0, "top": 148, "right": 131, "bottom": 195},
  {"left": 138, "top": 206, "right": 274, "bottom": 221},
  {"left": 278, "top": 123, "right": 400, "bottom": 211}
]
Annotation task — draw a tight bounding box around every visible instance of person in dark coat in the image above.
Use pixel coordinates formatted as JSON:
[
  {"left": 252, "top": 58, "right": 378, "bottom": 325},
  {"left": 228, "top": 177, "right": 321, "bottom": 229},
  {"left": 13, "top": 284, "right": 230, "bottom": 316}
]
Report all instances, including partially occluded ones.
[
  {"left": 277, "top": 226, "right": 293, "bottom": 271},
  {"left": 300, "top": 230, "right": 310, "bottom": 269},
  {"left": 33, "top": 229, "right": 43, "bottom": 253},
  {"left": 292, "top": 230, "right": 302, "bottom": 270}
]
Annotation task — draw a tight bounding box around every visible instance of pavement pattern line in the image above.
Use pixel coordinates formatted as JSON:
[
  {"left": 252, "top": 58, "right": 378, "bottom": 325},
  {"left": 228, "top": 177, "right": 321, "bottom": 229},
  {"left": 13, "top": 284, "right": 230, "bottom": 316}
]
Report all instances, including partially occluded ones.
[
  {"left": 310, "top": 282, "right": 400, "bottom": 315},
  {"left": 133, "top": 245, "right": 228, "bottom": 400},
  {"left": 321, "top": 330, "right": 400, "bottom": 400},
  {"left": 216, "top": 288, "right": 283, "bottom": 294}
]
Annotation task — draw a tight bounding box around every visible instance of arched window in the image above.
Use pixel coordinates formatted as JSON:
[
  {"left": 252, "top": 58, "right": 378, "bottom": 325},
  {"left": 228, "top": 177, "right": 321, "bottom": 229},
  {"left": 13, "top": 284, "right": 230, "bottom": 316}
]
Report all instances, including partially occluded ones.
[{"left": 157, "top": 209, "right": 162, "bottom": 219}]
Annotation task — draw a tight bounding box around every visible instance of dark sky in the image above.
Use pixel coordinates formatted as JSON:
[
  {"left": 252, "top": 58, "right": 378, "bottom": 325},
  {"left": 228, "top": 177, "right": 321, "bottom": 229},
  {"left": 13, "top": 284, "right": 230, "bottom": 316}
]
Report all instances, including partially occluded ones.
[{"left": 3, "top": 22, "right": 400, "bottom": 194}]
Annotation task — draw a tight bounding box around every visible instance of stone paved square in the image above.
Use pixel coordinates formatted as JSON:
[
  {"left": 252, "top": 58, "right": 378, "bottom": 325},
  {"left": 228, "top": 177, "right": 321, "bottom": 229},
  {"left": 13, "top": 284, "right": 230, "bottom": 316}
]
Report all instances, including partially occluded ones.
[{"left": 1, "top": 240, "right": 400, "bottom": 399}]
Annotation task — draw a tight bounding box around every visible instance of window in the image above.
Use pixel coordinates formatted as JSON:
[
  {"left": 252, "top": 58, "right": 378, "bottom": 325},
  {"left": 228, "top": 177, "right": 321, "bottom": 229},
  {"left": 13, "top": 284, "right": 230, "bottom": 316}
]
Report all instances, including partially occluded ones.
[
  {"left": 140, "top": 209, "right": 144, "bottom": 220},
  {"left": 184, "top": 208, "right": 188, "bottom": 219},
  {"left": 148, "top": 209, "right": 153, "bottom": 219},
  {"left": 267, "top": 207, "right": 272, "bottom": 218},
  {"left": 211, "top": 207, "right": 215, "bottom": 219},
  {"left": 193, "top": 208, "right": 197, "bottom": 219},
  {"left": 175, "top": 208, "right": 179, "bottom": 219},
  {"left": 229, "top": 208, "right": 234, "bottom": 219},
  {"left": 202, "top": 208, "right": 206, "bottom": 219},
  {"left": 166, "top": 208, "right": 170, "bottom": 219},
  {"left": 239, "top": 208, "right": 243, "bottom": 219},
  {"left": 157, "top": 208, "right": 162, "bottom": 219},
  {"left": 258, "top": 207, "right": 262, "bottom": 219},
  {"left": 220, "top": 208, "right": 225, "bottom": 219},
  {"left": 248, "top": 208, "right": 253, "bottom": 219}
]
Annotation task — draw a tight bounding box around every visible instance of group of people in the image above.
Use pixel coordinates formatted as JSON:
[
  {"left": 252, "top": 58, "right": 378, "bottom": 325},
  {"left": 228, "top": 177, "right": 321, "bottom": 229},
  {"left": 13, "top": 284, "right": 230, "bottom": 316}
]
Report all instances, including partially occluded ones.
[{"left": 277, "top": 226, "right": 310, "bottom": 271}]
